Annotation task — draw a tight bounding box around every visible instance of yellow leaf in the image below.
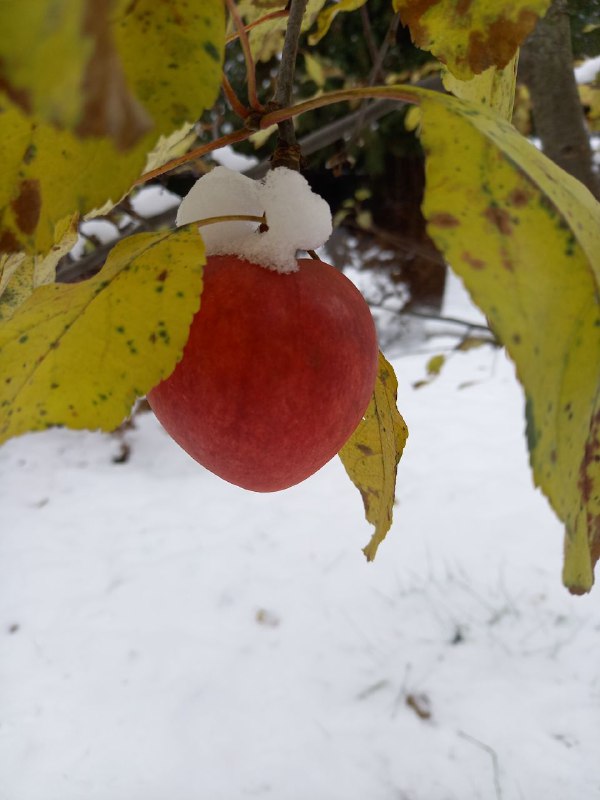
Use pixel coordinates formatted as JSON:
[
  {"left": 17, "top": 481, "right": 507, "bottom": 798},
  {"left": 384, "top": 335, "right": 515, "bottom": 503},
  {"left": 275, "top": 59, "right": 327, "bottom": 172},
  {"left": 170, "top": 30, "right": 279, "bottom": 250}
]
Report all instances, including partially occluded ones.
[
  {"left": 404, "top": 105, "right": 422, "bottom": 131},
  {"left": 442, "top": 51, "right": 519, "bottom": 120},
  {"left": 415, "top": 88, "right": 600, "bottom": 593},
  {"left": 236, "top": 0, "right": 326, "bottom": 62},
  {"left": 0, "top": 0, "right": 225, "bottom": 254},
  {"left": 145, "top": 125, "right": 200, "bottom": 174},
  {"left": 0, "top": 214, "right": 79, "bottom": 322},
  {"left": 579, "top": 84, "right": 600, "bottom": 132},
  {"left": 249, "top": 124, "right": 278, "bottom": 149},
  {"left": 339, "top": 352, "right": 409, "bottom": 561},
  {"left": 393, "top": 0, "right": 551, "bottom": 79},
  {"left": 456, "top": 335, "right": 495, "bottom": 352},
  {"left": 0, "top": 227, "right": 204, "bottom": 444},
  {"left": 426, "top": 354, "right": 446, "bottom": 375},
  {"left": 304, "top": 52, "right": 326, "bottom": 88},
  {"left": 0, "top": 0, "right": 90, "bottom": 130},
  {"left": 308, "top": 0, "right": 368, "bottom": 45}
]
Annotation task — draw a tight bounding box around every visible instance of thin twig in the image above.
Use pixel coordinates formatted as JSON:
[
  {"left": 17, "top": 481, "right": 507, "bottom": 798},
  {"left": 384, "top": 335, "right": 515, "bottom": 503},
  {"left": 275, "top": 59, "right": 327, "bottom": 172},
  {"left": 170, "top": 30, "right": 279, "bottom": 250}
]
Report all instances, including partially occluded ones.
[
  {"left": 225, "top": 8, "right": 289, "bottom": 43},
  {"left": 135, "top": 127, "right": 251, "bottom": 185},
  {"left": 348, "top": 12, "right": 401, "bottom": 148},
  {"left": 225, "top": 0, "right": 263, "bottom": 111},
  {"left": 457, "top": 730, "right": 503, "bottom": 800},
  {"left": 369, "top": 12, "right": 401, "bottom": 86},
  {"left": 270, "top": 0, "right": 309, "bottom": 168},
  {"left": 360, "top": 4, "right": 380, "bottom": 75},
  {"left": 221, "top": 72, "right": 250, "bottom": 118},
  {"left": 398, "top": 307, "right": 494, "bottom": 336}
]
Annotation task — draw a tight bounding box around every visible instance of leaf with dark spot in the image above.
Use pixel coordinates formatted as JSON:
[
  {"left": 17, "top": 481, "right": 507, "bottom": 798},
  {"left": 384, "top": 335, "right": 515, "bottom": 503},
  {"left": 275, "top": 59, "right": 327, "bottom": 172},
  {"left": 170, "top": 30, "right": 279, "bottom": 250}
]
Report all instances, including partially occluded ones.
[
  {"left": 340, "top": 352, "right": 408, "bottom": 561},
  {"left": 0, "top": 227, "right": 204, "bottom": 444},
  {"left": 415, "top": 86, "right": 600, "bottom": 593},
  {"left": 393, "top": 0, "right": 551, "bottom": 79}
]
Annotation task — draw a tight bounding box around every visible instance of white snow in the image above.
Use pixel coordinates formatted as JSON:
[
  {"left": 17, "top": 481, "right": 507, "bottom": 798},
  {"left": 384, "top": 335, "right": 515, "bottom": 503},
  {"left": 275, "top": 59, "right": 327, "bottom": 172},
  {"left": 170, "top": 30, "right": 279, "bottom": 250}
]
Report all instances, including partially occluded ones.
[
  {"left": 129, "top": 185, "right": 181, "bottom": 217},
  {"left": 176, "top": 166, "right": 333, "bottom": 272},
  {"left": 1, "top": 276, "right": 599, "bottom": 800},
  {"left": 212, "top": 145, "right": 259, "bottom": 172},
  {"left": 575, "top": 55, "right": 600, "bottom": 84}
]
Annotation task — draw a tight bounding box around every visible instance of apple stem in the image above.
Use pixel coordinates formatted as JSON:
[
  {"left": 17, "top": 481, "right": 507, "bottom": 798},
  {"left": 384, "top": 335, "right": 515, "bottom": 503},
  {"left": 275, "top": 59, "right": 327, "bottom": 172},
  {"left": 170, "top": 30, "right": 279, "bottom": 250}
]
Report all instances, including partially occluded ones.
[{"left": 193, "top": 213, "right": 267, "bottom": 229}]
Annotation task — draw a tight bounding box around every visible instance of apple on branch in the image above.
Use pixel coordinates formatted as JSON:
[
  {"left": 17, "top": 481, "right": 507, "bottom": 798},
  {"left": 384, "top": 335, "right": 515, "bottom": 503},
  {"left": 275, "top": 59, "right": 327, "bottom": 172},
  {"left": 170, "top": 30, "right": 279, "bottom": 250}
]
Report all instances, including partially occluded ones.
[{"left": 148, "top": 167, "right": 379, "bottom": 491}]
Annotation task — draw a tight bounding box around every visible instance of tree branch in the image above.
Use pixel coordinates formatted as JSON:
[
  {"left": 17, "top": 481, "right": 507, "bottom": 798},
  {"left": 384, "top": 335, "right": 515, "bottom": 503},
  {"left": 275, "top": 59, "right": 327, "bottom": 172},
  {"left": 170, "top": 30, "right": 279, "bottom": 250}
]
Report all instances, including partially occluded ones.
[
  {"left": 59, "top": 75, "right": 444, "bottom": 284},
  {"left": 519, "top": 0, "right": 600, "bottom": 198},
  {"left": 270, "top": 0, "right": 309, "bottom": 169}
]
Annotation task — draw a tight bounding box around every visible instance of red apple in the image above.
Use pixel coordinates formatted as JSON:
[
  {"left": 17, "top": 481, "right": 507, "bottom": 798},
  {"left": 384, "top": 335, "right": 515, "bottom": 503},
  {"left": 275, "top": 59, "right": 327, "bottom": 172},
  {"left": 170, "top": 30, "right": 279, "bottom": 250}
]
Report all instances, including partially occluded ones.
[{"left": 147, "top": 254, "right": 378, "bottom": 492}]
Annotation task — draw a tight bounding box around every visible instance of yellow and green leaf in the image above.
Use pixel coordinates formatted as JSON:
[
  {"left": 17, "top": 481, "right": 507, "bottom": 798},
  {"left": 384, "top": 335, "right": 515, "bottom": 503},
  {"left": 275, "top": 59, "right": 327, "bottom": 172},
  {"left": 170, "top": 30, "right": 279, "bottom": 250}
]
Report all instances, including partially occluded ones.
[
  {"left": 236, "top": 0, "right": 327, "bottom": 62},
  {"left": 442, "top": 51, "right": 519, "bottom": 120},
  {"left": 0, "top": 0, "right": 225, "bottom": 255},
  {"left": 308, "top": 0, "right": 368, "bottom": 45},
  {"left": 393, "top": 0, "right": 551, "bottom": 79},
  {"left": 0, "top": 0, "right": 90, "bottom": 130},
  {"left": 0, "top": 214, "right": 79, "bottom": 322},
  {"left": 340, "top": 352, "right": 409, "bottom": 560},
  {"left": 413, "top": 88, "right": 600, "bottom": 593},
  {"left": 0, "top": 227, "right": 204, "bottom": 444}
]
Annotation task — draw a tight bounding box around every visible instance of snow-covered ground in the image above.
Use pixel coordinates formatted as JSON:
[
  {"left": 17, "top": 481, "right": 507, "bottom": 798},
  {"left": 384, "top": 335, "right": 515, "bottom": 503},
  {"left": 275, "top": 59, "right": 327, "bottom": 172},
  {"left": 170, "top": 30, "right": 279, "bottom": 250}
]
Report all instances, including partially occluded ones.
[{"left": 1, "top": 271, "right": 599, "bottom": 800}]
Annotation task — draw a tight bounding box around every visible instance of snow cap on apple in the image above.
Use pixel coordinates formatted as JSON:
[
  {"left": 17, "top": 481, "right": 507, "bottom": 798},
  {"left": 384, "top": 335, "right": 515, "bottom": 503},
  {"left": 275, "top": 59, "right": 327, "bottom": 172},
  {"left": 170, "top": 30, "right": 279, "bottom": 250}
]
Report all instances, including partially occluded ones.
[{"left": 176, "top": 166, "right": 333, "bottom": 272}]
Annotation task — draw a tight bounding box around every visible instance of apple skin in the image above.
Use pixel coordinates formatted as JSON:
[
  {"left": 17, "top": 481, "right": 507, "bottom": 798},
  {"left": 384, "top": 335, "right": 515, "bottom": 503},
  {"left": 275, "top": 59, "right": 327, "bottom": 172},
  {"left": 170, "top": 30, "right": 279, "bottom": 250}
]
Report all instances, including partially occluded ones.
[{"left": 147, "top": 254, "right": 378, "bottom": 492}]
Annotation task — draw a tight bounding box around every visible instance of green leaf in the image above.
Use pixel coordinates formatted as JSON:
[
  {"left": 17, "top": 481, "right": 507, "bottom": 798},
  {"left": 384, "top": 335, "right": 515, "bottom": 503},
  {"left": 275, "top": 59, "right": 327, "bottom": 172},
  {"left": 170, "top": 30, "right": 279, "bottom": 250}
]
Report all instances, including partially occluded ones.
[
  {"left": 0, "top": 227, "right": 204, "bottom": 444},
  {"left": 393, "top": 0, "right": 551, "bottom": 79},
  {"left": 340, "top": 352, "right": 409, "bottom": 561},
  {"left": 0, "top": 0, "right": 225, "bottom": 254},
  {"left": 414, "top": 88, "right": 600, "bottom": 593}
]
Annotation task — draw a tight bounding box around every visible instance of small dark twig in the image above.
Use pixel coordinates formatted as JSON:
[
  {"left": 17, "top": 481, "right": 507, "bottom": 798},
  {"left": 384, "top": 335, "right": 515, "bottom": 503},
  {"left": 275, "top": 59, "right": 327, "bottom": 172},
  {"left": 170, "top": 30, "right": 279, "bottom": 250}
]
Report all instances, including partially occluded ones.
[
  {"left": 348, "top": 12, "right": 401, "bottom": 149},
  {"left": 388, "top": 305, "right": 495, "bottom": 338},
  {"left": 360, "top": 4, "right": 380, "bottom": 78},
  {"left": 270, "top": 0, "right": 309, "bottom": 170}
]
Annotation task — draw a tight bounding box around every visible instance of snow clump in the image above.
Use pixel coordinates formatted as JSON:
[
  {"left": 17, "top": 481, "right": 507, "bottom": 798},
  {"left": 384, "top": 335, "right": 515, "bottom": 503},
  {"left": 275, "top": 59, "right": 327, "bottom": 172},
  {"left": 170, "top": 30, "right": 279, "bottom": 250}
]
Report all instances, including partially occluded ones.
[{"left": 176, "top": 166, "right": 332, "bottom": 273}]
